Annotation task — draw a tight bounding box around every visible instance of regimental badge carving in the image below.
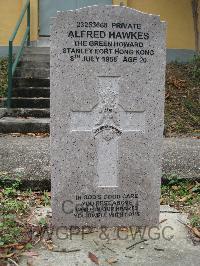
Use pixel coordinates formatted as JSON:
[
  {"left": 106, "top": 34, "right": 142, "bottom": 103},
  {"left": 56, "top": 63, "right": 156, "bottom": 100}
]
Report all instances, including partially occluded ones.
[{"left": 93, "top": 76, "right": 122, "bottom": 142}]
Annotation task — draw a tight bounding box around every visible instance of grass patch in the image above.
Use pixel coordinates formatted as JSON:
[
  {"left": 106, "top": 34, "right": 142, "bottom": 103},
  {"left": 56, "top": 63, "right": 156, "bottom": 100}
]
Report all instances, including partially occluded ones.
[
  {"left": 0, "top": 177, "right": 51, "bottom": 264},
  {"left": 0, "top": 57, "right": 8, "bottom": 98},
  {"left": 190, "top": 215, "right": 200, "bottom": 228},
  {"left": 190, "top": 54, "right": 200, "bottom": 85}
]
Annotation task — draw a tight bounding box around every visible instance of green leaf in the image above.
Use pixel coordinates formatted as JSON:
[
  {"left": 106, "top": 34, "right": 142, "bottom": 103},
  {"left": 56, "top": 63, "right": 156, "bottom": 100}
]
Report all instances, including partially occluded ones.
[
  {"left": 39, "top": 217, "right": 47, "bottom": 226},
  {"left": 25, "top": 243, "right": 33, "bottom": 249},
  {"left": 0, "top": 241, "right": 5, "bottom": 246}
]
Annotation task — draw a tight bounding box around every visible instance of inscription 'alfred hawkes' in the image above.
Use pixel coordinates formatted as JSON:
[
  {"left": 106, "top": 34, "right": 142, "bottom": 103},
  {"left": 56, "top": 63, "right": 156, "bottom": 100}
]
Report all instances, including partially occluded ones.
[{"left": 70, "top": 77, "right": 145, "bottom": 187}]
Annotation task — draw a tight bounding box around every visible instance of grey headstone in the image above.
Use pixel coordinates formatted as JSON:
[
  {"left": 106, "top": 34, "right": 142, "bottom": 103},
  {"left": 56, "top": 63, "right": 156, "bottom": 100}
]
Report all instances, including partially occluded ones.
[{"left": 51, "top": 5, "right": 166, "bottom": 227}]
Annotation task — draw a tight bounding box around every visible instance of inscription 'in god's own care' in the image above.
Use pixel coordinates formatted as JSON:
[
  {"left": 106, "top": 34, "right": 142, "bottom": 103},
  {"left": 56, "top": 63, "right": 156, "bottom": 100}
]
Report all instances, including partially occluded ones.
[{"left": 63, "top": 193, "right": 140, "bottom": 218}]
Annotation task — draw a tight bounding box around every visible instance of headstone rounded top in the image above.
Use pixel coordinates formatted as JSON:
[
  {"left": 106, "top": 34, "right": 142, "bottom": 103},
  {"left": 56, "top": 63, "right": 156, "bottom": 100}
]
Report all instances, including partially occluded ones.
[{"left": 54, "top": 5, "right": 164, "bottom": 24}]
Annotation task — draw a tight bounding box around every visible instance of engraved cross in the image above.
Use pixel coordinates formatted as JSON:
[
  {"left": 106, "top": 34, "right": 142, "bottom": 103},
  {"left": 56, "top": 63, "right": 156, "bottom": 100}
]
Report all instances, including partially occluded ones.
[{"left": 70, "top": 76, "right": 145, "bottom": 187}]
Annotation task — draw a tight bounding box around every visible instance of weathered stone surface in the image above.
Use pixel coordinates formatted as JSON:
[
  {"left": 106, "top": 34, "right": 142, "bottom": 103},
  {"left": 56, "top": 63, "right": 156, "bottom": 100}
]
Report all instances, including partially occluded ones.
[{"left": 51, "top": 6, "right": 166, "bottom": 227}]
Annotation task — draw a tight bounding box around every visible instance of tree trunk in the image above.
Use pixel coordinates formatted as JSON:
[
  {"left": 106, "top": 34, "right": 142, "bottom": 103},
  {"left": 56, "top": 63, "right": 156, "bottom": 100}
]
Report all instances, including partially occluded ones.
[{"left": 191, "top": 0, "right": 200, "bottom": 53}]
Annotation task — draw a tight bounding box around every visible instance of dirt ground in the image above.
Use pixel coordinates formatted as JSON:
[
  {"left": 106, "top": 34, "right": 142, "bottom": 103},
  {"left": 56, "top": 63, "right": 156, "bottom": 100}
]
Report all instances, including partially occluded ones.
[{"left": 165, "top": 63, "right": 200, "bottom": 137}]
